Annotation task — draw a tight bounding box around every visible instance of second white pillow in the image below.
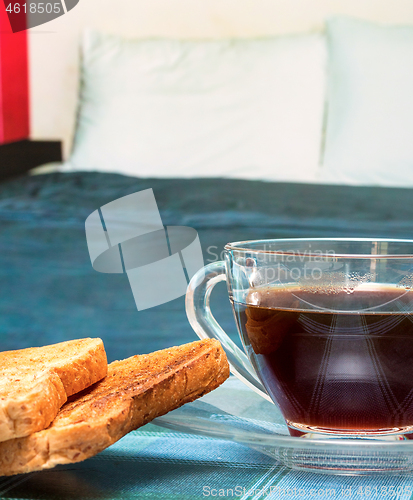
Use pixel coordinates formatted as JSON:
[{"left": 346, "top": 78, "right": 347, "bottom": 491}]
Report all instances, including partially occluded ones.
[{"left": 321, "top": 17, "right": 413, "bottom": 187}]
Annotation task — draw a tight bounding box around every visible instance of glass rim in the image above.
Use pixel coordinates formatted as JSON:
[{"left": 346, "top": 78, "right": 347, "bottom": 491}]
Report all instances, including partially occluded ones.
[{"left": 224, "top": 237, "right": 413, "bottom": 259}]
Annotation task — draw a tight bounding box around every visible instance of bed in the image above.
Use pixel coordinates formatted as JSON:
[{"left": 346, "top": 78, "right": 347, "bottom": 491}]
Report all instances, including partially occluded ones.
[
  {"left": 4, "top": 17, "right": 413, "bottom": 353},
  {"left": 3, "top": 14, "right": 413, "bottom": 358}
]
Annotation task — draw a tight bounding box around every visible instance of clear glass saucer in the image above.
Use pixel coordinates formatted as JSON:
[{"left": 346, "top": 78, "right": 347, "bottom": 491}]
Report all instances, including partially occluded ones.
[{"left": 154, "top": 377, "right": 413, "bottom": 475}]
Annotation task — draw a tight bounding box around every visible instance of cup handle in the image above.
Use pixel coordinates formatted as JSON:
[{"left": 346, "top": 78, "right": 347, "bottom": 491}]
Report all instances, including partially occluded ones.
[{"left": 186, "top": 261, "right": 272, "bottom": 403}]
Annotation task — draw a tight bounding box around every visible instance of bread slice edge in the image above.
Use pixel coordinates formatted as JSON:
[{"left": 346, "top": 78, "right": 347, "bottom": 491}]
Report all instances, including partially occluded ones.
[{"left": 0, "top": 338, "right": 107, "bottom": 442}]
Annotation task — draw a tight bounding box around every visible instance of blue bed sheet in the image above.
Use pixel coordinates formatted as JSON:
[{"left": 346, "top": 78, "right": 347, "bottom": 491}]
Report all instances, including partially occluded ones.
[{"left": 0, "top": 171, "right": 413, "bottom": 360}]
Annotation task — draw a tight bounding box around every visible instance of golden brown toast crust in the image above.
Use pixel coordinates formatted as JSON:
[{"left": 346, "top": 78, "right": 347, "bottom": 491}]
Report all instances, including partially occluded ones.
[
  {"left": 0, "top": 339, "right": 229, "bottom": 476},
  {"left": 0, "top": 338, "right": 107, "bottom": 442}
]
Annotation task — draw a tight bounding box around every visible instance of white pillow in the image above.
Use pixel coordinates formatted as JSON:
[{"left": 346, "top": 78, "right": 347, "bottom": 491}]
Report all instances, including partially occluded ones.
[
  {"left": 69, "top": 30, "right": 326, "bottom": 182},
  {"left": 320, "top": 17, "right": 413, "bottom": 187}
]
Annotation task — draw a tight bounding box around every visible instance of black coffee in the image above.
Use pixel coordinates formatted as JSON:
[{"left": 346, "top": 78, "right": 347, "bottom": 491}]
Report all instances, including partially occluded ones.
[{"left": 233, "top": 285, "right": 413, "bottom": 434}]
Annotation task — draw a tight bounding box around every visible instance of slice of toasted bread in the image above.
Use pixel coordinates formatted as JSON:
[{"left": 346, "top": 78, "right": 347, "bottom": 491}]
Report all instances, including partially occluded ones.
[
  {"left": 0, "top": 338, "right": 229, "bottom": 476},
  {"left": 0, "top": 338, "right": 107, "bottom": 443}
]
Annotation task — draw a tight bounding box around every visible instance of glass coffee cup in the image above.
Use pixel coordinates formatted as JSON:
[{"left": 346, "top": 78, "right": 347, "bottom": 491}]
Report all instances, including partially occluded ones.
[{"left": 186, "top": 238, "right": 413, "bottom": 438}]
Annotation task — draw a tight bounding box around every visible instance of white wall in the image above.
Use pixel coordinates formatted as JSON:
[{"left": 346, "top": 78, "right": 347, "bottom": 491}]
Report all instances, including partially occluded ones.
[{"left": 29, "top": 0, "right": 413, "bottom": 158}]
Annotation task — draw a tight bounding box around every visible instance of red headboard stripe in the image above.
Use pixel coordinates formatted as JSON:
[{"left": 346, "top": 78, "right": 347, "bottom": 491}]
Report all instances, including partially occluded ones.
[{"left": 0, "top": 3, "right": 29, "bottom": 144}]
